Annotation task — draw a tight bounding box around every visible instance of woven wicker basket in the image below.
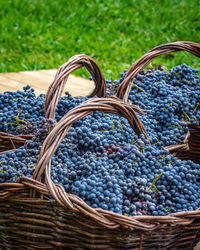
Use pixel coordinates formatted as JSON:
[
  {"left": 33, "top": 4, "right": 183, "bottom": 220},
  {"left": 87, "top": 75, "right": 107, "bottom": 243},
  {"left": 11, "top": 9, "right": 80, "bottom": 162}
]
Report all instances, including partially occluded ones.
[
  {"left": 0, "top": 54, "right": 106, "bottom": 154},
  {"left": 1, "top": 42, "right": 200, "bottom": 249}
]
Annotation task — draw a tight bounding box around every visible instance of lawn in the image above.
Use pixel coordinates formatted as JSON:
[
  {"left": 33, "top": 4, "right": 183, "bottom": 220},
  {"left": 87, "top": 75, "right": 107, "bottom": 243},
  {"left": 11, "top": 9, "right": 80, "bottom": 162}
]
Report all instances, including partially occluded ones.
[{"left": 0, "top": 0, "right": 199, "bottom": 80}]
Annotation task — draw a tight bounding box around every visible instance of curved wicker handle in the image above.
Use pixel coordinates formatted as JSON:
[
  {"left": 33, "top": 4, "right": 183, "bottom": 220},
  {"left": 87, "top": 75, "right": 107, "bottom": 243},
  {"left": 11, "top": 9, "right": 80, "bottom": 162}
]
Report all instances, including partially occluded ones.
[
  {"left": 44, "top": 54, "right": 107, "bottom": 119},
  {"left": 34, "top": 97, "right": 149, "bottom": 182},
  {"left": 117, "top": 41, "right": 200, "bottom": 102},
  {"left": 29, "top": 97, "right": 153, "bottom": 229}
]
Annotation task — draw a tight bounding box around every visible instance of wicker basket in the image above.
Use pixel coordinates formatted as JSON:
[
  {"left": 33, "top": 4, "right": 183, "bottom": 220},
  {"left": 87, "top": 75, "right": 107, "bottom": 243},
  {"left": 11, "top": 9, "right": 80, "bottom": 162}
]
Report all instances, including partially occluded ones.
[
  {"left": 0, "top": 54, "right": 106, "bottom": 153},
  {"left": 1, "top": 42, "right": 200, "bottom": 249},
  {"left": 0, "top": 97, "right": 200, "bottom": 249}
]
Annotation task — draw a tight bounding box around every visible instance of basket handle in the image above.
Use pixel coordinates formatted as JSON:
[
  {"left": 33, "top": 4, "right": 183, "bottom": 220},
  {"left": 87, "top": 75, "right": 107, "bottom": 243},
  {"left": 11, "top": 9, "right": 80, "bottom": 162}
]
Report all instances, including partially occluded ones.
[
  {"left": 117, "top": 41, "right": 200, "bottom": 102},
  {"left": 30, "top": 97, "right": 150, "bottom": 229},
  {"left": 33, "top": 97, "right": 149, "bottom": 183},
  {"left": 44, "top": 54, "right": 107, "bottom": 119}
]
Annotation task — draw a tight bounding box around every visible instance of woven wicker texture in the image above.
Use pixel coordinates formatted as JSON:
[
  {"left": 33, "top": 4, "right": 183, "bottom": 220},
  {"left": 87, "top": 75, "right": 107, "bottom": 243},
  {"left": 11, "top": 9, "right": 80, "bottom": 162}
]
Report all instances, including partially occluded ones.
[
  {"left": 117, "top": 41, "right": 200, "bottom": 102},
  {"left": 166, "top": 124, "right": 200, "bottom": 164},
  {"left": 0, "top": 132, "right": 34, "bottom": 154},
  {"left": 0, "top": 189, "right": 199, "bottom": 249}
]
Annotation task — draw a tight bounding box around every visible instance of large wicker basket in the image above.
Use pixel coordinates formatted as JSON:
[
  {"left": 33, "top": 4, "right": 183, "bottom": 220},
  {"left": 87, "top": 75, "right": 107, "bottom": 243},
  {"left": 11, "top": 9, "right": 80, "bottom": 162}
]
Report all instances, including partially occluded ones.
[{"left": 1, "top": 41, "right": 200, "bottom": 249}]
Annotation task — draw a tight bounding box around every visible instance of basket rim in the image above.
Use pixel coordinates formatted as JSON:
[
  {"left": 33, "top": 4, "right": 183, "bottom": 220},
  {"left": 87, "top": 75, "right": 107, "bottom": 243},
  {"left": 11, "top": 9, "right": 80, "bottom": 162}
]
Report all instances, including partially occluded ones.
[{"left": 1, "top": 175, "right": 200, "bottom": 231}]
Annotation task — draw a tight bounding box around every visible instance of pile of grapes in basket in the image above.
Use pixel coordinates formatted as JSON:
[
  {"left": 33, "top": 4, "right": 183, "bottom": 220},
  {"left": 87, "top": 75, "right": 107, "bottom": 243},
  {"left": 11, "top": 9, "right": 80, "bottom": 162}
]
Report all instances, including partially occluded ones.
[{"left": 1, "top": 63, "right": 200, "bottom": 216}]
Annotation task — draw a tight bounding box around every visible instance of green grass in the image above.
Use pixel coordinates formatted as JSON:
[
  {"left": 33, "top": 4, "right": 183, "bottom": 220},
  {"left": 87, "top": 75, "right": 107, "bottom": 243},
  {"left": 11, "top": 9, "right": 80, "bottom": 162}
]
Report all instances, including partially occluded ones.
[{"left": 0, "top": 0, "right": 199, "bottom": 79}]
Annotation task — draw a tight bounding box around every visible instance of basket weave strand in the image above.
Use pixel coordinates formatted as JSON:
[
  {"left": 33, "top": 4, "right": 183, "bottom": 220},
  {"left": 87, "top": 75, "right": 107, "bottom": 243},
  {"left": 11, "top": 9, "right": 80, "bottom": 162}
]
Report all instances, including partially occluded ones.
[
  {"left": 166, "top": 124, "right": 200, "bottom": 164},
  {"left": 117, "top": 41, "right": 200, "bottom": 102},
  {"left": 0, "top": 132, "right": 34, "bottom": 154}
]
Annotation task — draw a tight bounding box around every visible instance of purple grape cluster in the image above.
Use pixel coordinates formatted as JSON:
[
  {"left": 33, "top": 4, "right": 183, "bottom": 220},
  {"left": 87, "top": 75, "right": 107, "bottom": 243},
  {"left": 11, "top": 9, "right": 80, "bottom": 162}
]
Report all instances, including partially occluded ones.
[
  {"left": 0, "top": 85, "right": 45, "bottom": 134},
  {"left": 33, "top": 118, "right": 56, "bottom": 142},
  {"left": 1, "top": 111, "right": 200, "bottom": 216},
  {"left": 104, "top": 64, "right": 200, "bottom": 149},
  {"left": 1, "top": 63, "right": 200, "bottom": 217}
]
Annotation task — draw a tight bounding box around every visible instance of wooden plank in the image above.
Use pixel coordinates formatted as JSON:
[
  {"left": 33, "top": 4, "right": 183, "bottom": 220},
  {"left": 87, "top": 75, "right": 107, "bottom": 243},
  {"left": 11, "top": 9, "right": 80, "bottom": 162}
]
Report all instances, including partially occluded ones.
[
  {"left": 1, "top": 71, "right": 57, "bottom": 89},
  {"left": 40, "top": 69, "right": 95, "bottom": 89},
  {"left": 0, "top": 75, "right": 46, "bottom": 96},
  {"left": 40, "top": 69, "right": 57, "bottom": 76},
  {"left": 0, "top": 83, "right": 17, "bottom": 93},
  {"left": 0, "top": 70, "right": 94, "bottom": 97}
]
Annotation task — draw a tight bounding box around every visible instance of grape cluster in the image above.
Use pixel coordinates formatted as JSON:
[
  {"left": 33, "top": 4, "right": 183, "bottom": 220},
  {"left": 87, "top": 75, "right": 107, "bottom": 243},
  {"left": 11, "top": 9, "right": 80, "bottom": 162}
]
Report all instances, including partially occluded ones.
[
  {"left": 118, "top": 65, "right": 200, "bottom": 120},
  {"left": 1, "top": 63, "right": 200, "bottom": 217},
  {"left": 1, "top": 127, "right": 200, "bottom": 216},
  {"left": 0, "top": 85, "right": 45, "bottom": 134},
  {"left": 110, "top": 64, "right": 200, "bottom": 147},
  {"left": 0, "top": 84, "right": 89, "bottom": 135},
  {"left": 33, "top": 118, "right": 56, "bottom": 142}
]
